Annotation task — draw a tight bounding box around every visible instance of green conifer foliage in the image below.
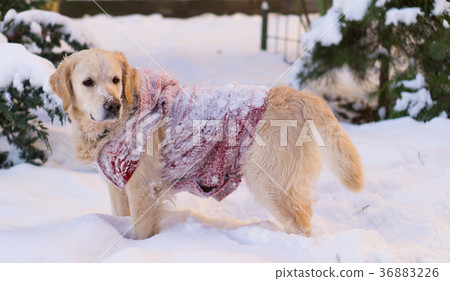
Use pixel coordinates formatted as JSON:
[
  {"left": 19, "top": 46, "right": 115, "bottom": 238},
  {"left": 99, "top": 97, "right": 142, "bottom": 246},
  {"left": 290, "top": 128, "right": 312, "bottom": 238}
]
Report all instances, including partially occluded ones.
[
  {"left": 297, "top": 0, "right": 449, "bottom": 122},
  {"left": 0, "top": 80, "right": 64, "bottom": 168},
  {"left": 0, "top": 3, "right": 92, "bottom": 168},
  {"left": 1, "top": 9, "right": 91, "bottom": 65},
  {"left": 0, "top": 0, "right": 46, "bottom": 18}
]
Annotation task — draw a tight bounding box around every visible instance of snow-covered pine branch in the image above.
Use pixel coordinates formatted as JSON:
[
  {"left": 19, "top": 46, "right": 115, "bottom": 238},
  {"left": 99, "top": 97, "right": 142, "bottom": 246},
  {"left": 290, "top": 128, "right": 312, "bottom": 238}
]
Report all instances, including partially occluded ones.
[
  {"left": 0, "top": 43, "right": 64, "bottom": 168},
  {"left": 0, "top": 9, "right": 96, "bottom": 65},
  {"left": 293, "top": 0, "right": 450, "bottom": 122}
]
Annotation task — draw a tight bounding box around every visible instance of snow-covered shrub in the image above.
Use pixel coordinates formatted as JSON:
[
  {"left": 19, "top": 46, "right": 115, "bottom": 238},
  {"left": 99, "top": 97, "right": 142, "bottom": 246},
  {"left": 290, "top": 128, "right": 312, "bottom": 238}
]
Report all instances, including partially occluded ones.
[
  {"left": 0, "top": 9, "right": 95, "bottom": 65},
  {"left": 0, "top": 43, "right": 64, "bottom": 168},
  {"left": 295, "top": 0, "right": 450, "bottom": 122},
  {"left": 0, "top": 0, "right": 47, "bottom": 19},
  {"left": 392, "top": 74, "right": 435, "bottom": 119}
]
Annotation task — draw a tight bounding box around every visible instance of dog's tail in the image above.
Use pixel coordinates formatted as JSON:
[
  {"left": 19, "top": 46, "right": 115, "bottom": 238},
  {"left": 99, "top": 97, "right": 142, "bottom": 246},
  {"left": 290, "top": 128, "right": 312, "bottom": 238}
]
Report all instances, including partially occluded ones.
[{"left": 303, "top": 92, "right": 364, "bottom": 192}]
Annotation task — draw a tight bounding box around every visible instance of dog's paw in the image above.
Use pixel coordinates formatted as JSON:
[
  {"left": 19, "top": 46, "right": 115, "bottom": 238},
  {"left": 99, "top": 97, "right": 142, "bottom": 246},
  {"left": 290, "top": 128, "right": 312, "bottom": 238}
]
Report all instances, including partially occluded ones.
[
  {"left": 124, "top": 227, "right": 137, "bottom": 240},
  {"left": 282, "top": 219, "right": 312, "bottom": 237},
  {"left": 127, "top": 224, "right": 159, "bottom": 240},
  {"left": 124, "top": 225, "right": 146, "bottom": 240}
]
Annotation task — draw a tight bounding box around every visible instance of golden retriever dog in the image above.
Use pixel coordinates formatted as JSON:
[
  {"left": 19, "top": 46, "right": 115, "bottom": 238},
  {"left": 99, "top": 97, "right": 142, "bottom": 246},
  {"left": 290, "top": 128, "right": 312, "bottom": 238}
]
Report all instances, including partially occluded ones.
[{"left": 50, "top": 49, "right": 363, "bottom": 239}]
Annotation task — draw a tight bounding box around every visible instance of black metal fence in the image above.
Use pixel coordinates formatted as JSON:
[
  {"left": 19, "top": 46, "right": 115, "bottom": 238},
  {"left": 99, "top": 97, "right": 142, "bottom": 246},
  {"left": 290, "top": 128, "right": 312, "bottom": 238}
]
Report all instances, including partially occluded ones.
[
  {"left": 260, "top": 0, "right": 314, "bottom": 63},
  {"left": 58, "top": 0, "right": 322, "bottom": 63},
  {"left": 59, "top": 0, "right": 319, "bottom": 18}
]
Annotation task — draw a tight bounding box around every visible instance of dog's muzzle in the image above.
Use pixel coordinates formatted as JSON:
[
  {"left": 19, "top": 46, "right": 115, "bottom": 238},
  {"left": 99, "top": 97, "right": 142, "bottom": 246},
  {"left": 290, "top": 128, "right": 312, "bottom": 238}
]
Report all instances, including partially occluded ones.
[{"left": 103, "top": 99, "right": 121, "bottom": 120}]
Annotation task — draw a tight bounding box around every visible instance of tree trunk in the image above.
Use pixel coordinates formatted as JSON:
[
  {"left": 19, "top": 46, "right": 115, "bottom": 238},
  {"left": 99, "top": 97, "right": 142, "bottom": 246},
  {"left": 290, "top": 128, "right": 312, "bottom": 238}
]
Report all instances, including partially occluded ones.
[
  {"left": 378, "top": 17, "right": 391, "bottom": 115},
  {"left": 378, "top": 55, "right": 390, "bottom": 109}
]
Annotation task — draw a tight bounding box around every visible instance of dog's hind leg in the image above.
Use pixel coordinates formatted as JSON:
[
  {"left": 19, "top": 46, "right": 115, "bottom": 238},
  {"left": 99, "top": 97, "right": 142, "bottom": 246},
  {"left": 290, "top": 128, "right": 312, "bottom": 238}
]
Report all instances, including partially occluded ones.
[
  {"left": 244, "top": 131, "right": 322, "bottom": 236},
  {"left": 281, "top": 143, "right": 322, "bottom": 236}
]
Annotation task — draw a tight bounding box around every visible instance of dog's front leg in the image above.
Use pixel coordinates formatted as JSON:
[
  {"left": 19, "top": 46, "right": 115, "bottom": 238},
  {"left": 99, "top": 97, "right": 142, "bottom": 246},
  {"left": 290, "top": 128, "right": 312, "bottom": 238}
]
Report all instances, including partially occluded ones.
[
  {"left": 107, "top": 182, "right": 130, "bottom": 216},
  {"left": 125, "top": 155, "right": 172, "bottom": 240},
  {"left": 126, "top": 182, "right": 169, "bottom": 240}
]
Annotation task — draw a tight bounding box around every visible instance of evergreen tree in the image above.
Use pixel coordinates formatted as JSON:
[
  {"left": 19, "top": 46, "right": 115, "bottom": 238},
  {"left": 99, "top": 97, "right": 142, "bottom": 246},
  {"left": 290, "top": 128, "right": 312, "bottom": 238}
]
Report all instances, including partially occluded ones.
[
  {"left": 296, "top": 0, "right": 450, "bottom": 122},
  {"left": 1, "top": 8, "right": 92, "bottom": 65},
  {"left": 0, "top": 80, "right": 64, "bottom": 168},
  {"left": 0, "top": 4, "right": 93, "bottom": 168},
  {"left": 0, "top": 0, "right": 47, "bottom": 19}
]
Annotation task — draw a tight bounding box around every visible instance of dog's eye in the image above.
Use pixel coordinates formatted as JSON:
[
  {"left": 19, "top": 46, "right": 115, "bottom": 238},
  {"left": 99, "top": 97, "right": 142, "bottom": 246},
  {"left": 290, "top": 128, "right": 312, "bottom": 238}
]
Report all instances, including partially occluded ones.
[
  {"left": 112, "top": 77, "right": 120, "bottom": 84},
  {"left": 82, "top": 78, "right": 94, "bottom": 87}
]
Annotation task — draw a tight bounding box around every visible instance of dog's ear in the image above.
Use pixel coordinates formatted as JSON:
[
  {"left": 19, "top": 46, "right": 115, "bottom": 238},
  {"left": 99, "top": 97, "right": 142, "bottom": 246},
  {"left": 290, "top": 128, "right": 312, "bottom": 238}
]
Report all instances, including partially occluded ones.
[
  {"left": 50, "top": 57, "right": 74, "bottom": 112},
  {"left": 114, "top": 51, "right": 139, "bottom": 105}
]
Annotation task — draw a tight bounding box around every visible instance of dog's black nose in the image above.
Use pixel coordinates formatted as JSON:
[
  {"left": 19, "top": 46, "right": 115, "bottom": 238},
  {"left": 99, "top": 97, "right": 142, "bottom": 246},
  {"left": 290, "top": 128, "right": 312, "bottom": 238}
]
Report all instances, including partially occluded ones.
[{"left": 103, "top": 99, "right": 121, "bottom": 115}]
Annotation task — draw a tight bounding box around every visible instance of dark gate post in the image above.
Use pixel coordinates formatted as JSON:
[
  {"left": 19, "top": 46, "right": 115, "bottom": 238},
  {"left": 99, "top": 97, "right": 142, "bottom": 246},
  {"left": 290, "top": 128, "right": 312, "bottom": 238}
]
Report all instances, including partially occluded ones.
[{"left": 261, "top": 1, "right": 269, "bottom": 51}]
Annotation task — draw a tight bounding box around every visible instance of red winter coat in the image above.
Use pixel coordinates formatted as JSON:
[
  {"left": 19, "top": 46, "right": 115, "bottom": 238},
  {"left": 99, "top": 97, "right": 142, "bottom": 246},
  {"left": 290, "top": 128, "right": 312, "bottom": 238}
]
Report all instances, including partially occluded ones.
[{"left": 95, "top": 68, "right": 268, "bottom": 201}]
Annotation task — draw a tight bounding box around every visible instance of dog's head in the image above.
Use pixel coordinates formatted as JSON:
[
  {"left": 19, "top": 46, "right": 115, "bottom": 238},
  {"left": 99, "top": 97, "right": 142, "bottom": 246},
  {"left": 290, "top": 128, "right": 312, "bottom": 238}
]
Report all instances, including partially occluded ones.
[{"left": 50, "top": 49, "right": 139, "bottom": 122}]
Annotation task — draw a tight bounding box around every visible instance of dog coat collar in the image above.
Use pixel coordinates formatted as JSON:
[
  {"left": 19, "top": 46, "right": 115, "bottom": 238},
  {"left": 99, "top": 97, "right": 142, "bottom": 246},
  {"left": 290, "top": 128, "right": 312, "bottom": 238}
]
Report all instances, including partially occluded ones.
[{"left": 95, "top": 68, "right": 268, "bottom": 201}]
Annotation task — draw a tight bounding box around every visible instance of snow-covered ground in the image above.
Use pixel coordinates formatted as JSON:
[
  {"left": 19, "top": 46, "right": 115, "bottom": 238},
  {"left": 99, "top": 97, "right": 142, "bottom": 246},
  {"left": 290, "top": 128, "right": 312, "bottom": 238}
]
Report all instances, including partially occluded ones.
[{"left": 1, "top": 13, "right": 449, "bottom": 262}]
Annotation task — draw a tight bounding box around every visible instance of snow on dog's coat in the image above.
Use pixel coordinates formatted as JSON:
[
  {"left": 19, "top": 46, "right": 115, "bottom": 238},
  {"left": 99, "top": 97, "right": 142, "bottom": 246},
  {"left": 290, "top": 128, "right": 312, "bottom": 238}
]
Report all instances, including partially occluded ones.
[{"left": 95, "top": 68, "right": 268, "bottom": 201}]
